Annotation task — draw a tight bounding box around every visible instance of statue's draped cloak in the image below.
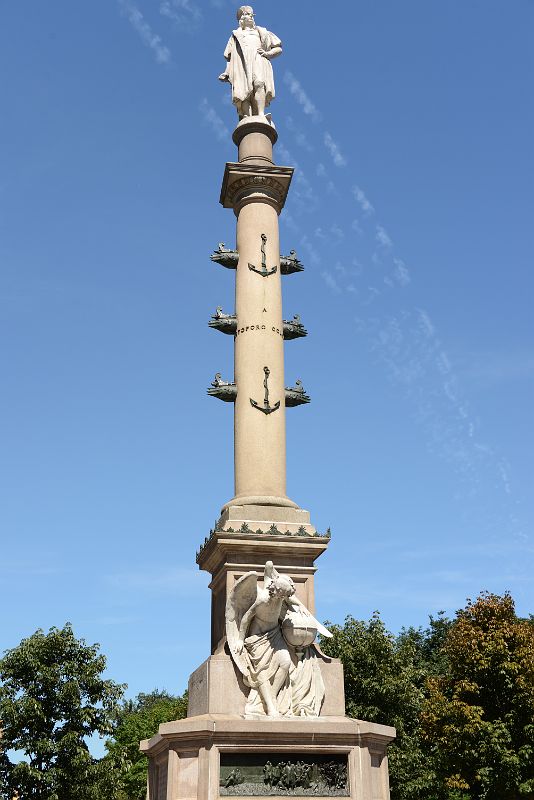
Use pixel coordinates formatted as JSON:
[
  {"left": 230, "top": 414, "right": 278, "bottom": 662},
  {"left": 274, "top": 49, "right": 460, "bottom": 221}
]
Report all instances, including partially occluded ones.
[
  {"left": 243, "top": 627, "right": 326, "bottom": 718},
  {"left": 223, "top": 26, "right": 281, "bottom": 108}
]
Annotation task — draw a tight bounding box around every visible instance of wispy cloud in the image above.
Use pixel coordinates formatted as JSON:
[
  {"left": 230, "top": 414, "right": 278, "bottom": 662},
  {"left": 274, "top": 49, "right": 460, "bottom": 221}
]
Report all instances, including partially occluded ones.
[
  {"left": 321, "top": 270, "right": 342, "bottom": 294},
  {"left": 285, "top": 116, "right": 314, "bottom": 152},
  {"left": 351, "top": 218, "right": 363, "bottom": 235},
  {"left": 393, "top": 258, "right": 411, "bottom": 286},
  {"left": 119, "top": 0, "right": 172, "bottom": 64},
  {"left": 283, "top": 72, "right": 322, "bottom": 122},
  {"left": 278, "top": 142, "right": 318, "bottom": 212},
  {"left": 159, "top": 0, "right": 202, "bottom": 28},
  {"left": 418, "top": 308, "right": 436, "bottom": 338},
  {"left": 324, "top": 132, "right": 347, "bottom": 167},
  {"left": 199, "top": 97, "right": 230, "bottom": 141},
  {"left": 299, "top": 234, "right": 321, "bottom": 266},
  {"left": 376, "top": 224, "right": 392, "bottom": 249},
  {"left": 352, "top": 185, "right": 374, "bottom": 215}
]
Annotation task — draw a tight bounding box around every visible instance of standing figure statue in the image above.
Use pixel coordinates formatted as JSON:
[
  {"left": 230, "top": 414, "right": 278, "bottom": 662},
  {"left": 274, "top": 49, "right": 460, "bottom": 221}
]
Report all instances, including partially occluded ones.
[
  {"left": 226, "top": 561, "right": 332, "bottom": 718},
  {"left": 219, "top": 6, "right": 282, "bottom": 120}
]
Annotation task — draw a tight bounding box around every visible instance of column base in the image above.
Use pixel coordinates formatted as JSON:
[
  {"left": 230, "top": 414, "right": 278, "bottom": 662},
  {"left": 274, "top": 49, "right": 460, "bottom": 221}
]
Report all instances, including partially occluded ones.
[
  {"left": 141, "top": 714, "right": 395, "bottom": 800},
  {"left": 218, "top": 502, "right": 314, "bottom": 534},
  {"left": 221, "top": 495, "right": 300, "bottom": 512},
  {"left": 187, "top": 649, "right": 345, "bottom": 719}
]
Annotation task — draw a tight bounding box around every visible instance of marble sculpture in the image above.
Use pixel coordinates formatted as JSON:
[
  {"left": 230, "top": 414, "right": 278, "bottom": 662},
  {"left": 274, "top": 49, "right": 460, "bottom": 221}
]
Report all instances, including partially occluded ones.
[{"left": 226, "top": 561, "right": 333, "bottom": 718}]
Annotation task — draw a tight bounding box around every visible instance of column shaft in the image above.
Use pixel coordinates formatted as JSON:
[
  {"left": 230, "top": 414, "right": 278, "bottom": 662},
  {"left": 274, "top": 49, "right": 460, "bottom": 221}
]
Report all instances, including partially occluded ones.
[{"left": 234, "top": 200, "right": 286, "bottom": 501}]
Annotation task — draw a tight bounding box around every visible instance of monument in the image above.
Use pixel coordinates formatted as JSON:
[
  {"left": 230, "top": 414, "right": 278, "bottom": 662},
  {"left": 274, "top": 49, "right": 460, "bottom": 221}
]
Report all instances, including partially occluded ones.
[{"left": 141, "top": 6, "right": 395, "bottom": 798}]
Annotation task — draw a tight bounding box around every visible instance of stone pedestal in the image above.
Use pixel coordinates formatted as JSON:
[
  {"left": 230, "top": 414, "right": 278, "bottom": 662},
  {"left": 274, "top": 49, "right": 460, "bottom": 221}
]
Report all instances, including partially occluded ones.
[
  {"left": 197, "top": 527, "right": 330, "bottom": 653},
  {"left": 187, "top": 650, "right": 345, "bottom": 719},
  {"left": 141, "top": 715, "right": 395, "bottom": 800}
]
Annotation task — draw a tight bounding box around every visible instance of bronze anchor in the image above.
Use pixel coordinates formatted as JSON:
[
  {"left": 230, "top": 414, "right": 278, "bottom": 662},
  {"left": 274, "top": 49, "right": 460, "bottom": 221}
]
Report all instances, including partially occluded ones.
[
  {"left": 248, "top": 234, "right": 277, "bottom": 278},
  {"left": 250, "top": 366, "right": 280, "bottom": 415}
]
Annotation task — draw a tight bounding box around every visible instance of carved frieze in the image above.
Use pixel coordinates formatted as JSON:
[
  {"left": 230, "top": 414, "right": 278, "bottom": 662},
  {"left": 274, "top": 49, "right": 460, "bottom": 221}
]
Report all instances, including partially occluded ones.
[
  {"left": 219, "top": 753, "right": 349, "bottom": 796},
  {"left": 220, "top": 163, "right": 293, "bottom": 212}
]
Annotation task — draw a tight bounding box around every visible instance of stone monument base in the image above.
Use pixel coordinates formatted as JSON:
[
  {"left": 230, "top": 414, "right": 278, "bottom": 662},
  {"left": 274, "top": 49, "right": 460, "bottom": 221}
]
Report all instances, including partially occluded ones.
[
  {"left": 141, "top": 715, "right": 395, "bottom": 800},
  {"left": 187, "top": 650, "right": 346, "bottom": 718}
]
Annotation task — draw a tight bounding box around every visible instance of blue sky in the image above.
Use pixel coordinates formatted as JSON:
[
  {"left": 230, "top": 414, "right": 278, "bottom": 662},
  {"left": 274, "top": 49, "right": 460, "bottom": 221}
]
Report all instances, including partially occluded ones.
[{"left": 1, "top": 0, "right": 533, "bottom": 746}]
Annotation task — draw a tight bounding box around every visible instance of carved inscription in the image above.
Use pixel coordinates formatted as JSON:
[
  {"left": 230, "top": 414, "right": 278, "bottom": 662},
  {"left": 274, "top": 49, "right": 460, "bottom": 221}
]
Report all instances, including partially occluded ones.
[{"left": 235, "top": 325, "right": 284, "bottom": 338}]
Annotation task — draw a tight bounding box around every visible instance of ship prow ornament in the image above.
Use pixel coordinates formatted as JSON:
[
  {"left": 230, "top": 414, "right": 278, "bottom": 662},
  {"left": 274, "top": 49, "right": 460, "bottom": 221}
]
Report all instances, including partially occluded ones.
[{"left": 142, "top": 7, "right": 395, "bottom": 798}]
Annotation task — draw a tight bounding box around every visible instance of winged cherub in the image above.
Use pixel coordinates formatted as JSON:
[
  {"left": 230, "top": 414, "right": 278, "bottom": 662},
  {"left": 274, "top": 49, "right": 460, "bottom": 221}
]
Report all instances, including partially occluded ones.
[{"left": 226, "top": 561, "right": 332, "bottom": 718}]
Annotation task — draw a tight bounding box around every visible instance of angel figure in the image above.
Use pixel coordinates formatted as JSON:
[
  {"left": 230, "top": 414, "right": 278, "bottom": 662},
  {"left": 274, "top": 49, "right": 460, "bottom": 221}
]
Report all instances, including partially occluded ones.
[{"left": 225, "top": 561, "right": 332, "bottom": 718}]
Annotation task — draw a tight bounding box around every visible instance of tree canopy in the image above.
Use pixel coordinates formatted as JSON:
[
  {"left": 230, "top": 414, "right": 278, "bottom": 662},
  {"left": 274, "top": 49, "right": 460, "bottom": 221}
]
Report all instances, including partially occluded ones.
[
  {"left": 99, "top": 689, "right": 188, "bottom": 800},
  {"left": 2, "top": 594, "right": 532, "bottom": 800},
  {"left": 321, "top": 592, "right": 534, "bottom": 800},
  {"left": 0, "top": 623, "right": 124, "bottom": 800},
  {"left": 421, "top": 592, "right": 534, "bottom": 800}
]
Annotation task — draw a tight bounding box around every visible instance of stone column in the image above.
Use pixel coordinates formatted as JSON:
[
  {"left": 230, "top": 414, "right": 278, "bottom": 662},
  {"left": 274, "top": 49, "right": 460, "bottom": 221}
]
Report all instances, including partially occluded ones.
[{"left": 220, "top": 119, "right": 295, "bottom": 511}]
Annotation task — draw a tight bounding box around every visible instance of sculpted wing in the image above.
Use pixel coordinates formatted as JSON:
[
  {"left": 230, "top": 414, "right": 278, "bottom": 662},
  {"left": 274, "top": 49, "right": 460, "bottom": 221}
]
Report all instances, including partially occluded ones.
[{"left": 225, "top": 571, "right": 259, "bottom": 676}]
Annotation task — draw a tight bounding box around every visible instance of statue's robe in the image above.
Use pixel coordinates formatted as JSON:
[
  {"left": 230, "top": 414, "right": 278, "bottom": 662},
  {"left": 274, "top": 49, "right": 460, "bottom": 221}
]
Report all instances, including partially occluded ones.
[
  {"left": 222, "top": 26, "right": 281, "bottom": 110},
  {"left": 243, "top": 626, "right": 326, "bottom": 718}
]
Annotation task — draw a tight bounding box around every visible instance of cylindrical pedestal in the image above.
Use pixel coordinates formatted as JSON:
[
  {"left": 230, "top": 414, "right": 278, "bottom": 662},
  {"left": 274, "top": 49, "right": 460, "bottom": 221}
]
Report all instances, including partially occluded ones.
[
  {"left": 223, "top": 120, "right": 296, "bottom": 510},
  {"left": 234, "top": 200, "right": 286, "bottom": 501}
]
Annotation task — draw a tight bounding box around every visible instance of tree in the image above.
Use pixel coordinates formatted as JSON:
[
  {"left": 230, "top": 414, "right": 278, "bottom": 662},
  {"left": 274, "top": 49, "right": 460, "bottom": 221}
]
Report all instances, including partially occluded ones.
[
  {"left": 320, "top": 612, "right": 451, "bottom": 800},
  {"left": 100, "top": 690, "right": 188, "bottom": 800},
  {"left": 0, "top": 623, "right": 124, "bottom": 800},
  {"left": 421, "top": 592, "right": 534, "bottom": 800}
]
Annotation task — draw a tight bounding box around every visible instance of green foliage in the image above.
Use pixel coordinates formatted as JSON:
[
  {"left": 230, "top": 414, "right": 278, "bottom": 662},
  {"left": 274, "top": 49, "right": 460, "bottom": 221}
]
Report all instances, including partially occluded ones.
[
  {"left": 321, "top": 594, "right": 534, "bottom": 800},
  {"left": 2, "top": 595, "right": 532, "bottom": 800},
  {"left": 421, "top": 592, "right": 534, "bottom": 800},
  {"left": 0, "top": 623, "right": 124, "bottom": 800},
  {"left": 100, "top": 690, "right": 188, "bottom": 800},
  {"left": 320, "top": 612, "right": 451, "bottom": 800}
]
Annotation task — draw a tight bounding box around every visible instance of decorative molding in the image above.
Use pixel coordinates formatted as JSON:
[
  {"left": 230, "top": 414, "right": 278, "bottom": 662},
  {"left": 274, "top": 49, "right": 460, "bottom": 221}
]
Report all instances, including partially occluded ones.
[
  {"left": 211, "top": 244, "right": 239, "bottom": 270},
  {"left": 283, "top": 314, "right": 307, "bottom": 340},
  {"left": 208, "top": 307, "right": 237, "bottom": 335},
  {"left": 220, "top": 163, "right": 294, "bottom": 212},
  {"left": 207, "top": 373, "right": 237, "bottom": 402},
  {"left": 196, "top": 525, "right": 332, "bottom": 563},
  {"left": 285, "top": 380, "right": 310, "bottom": 407},
  {"left": 280, "top": 250, "right": 304, "bottom": 275}
]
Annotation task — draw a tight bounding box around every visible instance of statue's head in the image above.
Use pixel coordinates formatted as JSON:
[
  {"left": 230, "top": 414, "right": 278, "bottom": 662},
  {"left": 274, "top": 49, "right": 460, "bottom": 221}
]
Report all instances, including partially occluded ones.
[
  {"left": 237, "top": 6, "right": 255, "bottom": 28},
  {"left": 268, "top": 574, "right": 295, "bottom": 598}
]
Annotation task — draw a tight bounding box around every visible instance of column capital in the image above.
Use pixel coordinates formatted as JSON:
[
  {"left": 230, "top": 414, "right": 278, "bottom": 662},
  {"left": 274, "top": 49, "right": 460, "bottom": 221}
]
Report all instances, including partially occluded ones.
[{"left": 220, "top": 163, "right": 293, "bottom": 214}]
